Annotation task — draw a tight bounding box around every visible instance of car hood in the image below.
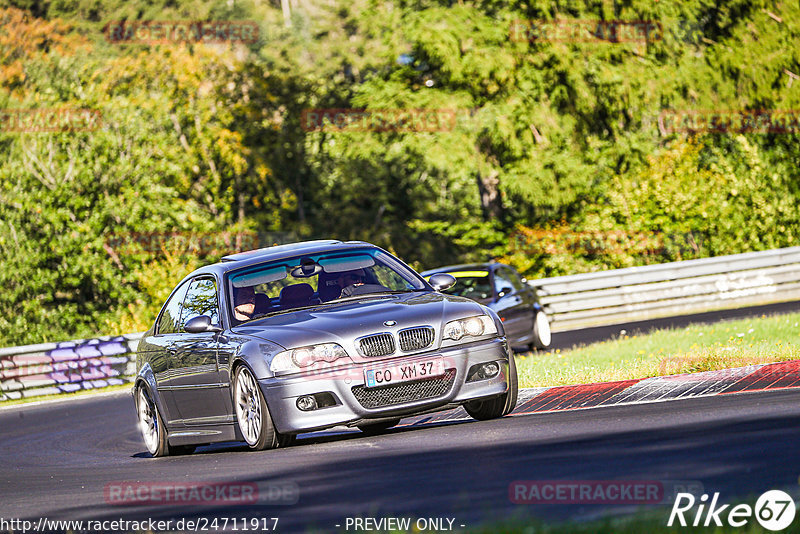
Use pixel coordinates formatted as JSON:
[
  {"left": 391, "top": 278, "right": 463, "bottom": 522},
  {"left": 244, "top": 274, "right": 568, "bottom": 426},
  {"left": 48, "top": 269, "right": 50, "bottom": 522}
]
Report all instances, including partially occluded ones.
[{"left": 230, "top": 291, "right": 487, "bottom": 350}]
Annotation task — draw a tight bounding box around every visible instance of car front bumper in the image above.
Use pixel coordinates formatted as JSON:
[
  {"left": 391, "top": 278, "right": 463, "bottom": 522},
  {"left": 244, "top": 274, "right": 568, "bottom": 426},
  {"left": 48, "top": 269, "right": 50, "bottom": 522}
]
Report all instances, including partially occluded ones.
[{"left": 259, "top": 337, "right": 512, "bottom": 434}]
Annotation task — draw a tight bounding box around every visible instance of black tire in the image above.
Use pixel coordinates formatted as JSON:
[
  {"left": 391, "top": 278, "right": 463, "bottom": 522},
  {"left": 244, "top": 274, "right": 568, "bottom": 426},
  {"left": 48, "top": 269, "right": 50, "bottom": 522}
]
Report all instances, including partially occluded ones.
[
  {"left": 464, "top": 355, "right": 519, "bottom": 420},
  {"left": 530, "top": 310, "right": 552, "bottom": 350},
  {"left": 357, "top": 418, "right": 401, "bottom": 434},
  {"left": 233, "top": 366, "right": 281, "bottom": 451},
  {"left": 503, "top": 353, "right": 519, "bottom": 416},
  {"left": 136, "top": 385, "right": 171, "bottom": 457}
]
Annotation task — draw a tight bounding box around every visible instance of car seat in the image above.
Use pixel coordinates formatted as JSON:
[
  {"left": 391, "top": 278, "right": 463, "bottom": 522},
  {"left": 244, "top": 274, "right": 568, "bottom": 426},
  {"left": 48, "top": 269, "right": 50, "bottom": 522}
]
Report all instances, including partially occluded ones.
[{"left": 279, "top": 283, "right": 314, "bottom": 308}]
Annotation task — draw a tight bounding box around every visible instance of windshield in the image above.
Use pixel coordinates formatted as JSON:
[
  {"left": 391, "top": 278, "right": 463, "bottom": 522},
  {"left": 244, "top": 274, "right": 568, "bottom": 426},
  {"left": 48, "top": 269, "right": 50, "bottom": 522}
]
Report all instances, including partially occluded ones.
[{"left": 227, "top": 248, "right": 427, "bottom": 324}]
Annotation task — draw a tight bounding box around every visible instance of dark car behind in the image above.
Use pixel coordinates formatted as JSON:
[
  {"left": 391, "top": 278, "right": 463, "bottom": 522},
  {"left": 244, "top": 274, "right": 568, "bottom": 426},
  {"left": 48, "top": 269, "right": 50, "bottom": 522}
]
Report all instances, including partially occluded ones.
[{"left": 421, "top": 263, "right": 551, "bottom": 351}]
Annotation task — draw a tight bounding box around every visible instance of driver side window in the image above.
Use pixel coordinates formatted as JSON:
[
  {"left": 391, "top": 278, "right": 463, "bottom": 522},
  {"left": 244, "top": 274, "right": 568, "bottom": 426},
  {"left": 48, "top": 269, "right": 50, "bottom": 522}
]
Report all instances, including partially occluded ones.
[
  {"left": 180, "top": 277, "right": 219, "bottom": 330},
  {"left": 156, "top": 281, "right": 190, "bottom": 335}
]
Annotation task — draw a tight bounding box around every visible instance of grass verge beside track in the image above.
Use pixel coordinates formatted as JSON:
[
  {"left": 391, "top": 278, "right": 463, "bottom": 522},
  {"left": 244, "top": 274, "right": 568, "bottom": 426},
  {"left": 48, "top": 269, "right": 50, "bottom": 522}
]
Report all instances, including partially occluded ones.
[{"left": 516, "top": 312, "right": 800, "bottom": 388}]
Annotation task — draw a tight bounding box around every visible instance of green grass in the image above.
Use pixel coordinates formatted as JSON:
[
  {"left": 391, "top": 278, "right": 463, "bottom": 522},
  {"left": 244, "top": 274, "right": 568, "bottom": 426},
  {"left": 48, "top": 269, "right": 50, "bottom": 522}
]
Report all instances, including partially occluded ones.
[{"left": 516, "top": 312, "right": 800, "bottom": 388}]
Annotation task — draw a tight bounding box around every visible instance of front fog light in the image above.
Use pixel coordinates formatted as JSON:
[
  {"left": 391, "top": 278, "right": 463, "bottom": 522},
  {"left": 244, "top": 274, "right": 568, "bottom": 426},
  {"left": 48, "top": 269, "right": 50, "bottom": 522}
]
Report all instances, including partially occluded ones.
[
  {"left": 296, "top": 393, "right": 338, "bottom": 411},
  {"left": 466, "top": 361, "right": 501, "bottom": 382},
  {"left": 297, "top": 395, "right": 318, "bottom": 411}
]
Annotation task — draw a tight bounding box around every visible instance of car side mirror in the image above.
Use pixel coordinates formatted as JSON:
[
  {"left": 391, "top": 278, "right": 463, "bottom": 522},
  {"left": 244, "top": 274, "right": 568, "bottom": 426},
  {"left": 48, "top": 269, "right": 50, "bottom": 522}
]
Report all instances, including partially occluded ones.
[
  {"left": 185, "top": 315, "right": 223, "bottom": 334},
  {"left": 498, "top": 286, "right": 513, "bottom": 297},
  {"left": 429, "top": 273, "right": 456, "bottom": 291}
]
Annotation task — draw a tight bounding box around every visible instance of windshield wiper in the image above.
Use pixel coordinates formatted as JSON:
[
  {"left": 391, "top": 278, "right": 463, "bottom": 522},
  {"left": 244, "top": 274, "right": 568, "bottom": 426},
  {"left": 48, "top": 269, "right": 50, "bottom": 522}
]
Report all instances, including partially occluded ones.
[
  {"left": 244, "top": 304, "right": 325, "bottom": 322},
  {"left": 333, "top": 289, "right": 423, "bottom": 301},
  {"left": 376, "top": 289, "right": 422, "bottom": 294}
]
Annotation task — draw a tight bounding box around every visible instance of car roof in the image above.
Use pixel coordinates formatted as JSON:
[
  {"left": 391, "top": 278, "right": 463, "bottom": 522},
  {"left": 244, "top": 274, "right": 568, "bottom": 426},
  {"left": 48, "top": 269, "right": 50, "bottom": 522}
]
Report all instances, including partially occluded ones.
[
  {"left": 420, "top": 262, "right": 503, "bottom": 276},
  {"left": 220, "top": 239, "right": 344, "bottom": 263},
  {"left": 184, "top": 240, "right": 378, "bottom": 280}
]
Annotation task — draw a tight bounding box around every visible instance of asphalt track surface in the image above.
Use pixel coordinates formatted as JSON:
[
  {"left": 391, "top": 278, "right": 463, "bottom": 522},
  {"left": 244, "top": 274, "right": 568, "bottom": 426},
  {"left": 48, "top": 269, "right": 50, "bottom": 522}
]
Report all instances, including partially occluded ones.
[{"left": 2, "top": 301, "right": 800, "bottom": 532}]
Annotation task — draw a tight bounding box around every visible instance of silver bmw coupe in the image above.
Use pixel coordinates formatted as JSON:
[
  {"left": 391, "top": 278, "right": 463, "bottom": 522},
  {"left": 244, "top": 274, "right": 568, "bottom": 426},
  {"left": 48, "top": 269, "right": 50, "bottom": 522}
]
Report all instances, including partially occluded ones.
[{"left": 133, "top": 240, "right": 517, "bottom": 456}]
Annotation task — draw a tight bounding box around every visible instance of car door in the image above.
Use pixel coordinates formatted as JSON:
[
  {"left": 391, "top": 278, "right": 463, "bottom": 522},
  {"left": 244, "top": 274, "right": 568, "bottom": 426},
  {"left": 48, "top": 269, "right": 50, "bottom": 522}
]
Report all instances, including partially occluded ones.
[
  {"left": 169, "top": 276, "right": 228, "bottom": 424},
  {"left": 147, "top": 280, "right": 191, "bottom": 425},
  {"left": 493, "top": 266, "right": 533, "bottom": 345}
]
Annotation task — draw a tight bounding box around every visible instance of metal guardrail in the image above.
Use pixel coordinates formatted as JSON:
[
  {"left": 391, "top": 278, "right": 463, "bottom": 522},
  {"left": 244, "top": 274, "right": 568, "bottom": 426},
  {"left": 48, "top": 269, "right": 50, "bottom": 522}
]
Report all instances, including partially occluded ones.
[
  {"left": 0, "top": 334, "right": 142, "bottom": 401},
  {"left": 530, "top": 246, "right": 800, "bottom": 332},
  {"left": 2, "top": 247, "right": 800, "bottom": 401}
]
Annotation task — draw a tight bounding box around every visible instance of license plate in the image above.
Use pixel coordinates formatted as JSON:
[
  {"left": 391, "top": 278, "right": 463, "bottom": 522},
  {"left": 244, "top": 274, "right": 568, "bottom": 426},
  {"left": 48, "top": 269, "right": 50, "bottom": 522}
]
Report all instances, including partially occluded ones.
[{"left": 364, "top": 357, "right": 445, "bottom": 388}]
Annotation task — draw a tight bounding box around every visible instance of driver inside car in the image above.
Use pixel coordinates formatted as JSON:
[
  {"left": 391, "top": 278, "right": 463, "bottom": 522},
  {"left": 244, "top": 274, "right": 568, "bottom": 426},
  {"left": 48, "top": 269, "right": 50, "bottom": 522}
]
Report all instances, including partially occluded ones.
[
  {"left": 232, "top": 285, "right": 256, "bottom": 322},
  {"left": 336, "top": 269, "right": 366, "bottom": 297},
  {"left": 337, "top": 268, "right": 391, "bottom": 298}
]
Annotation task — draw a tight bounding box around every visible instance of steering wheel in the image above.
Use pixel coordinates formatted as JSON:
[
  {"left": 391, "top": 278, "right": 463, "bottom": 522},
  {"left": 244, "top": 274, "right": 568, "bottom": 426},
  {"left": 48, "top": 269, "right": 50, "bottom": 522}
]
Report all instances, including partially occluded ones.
[{"left": 340, "top": 283, "right": 388, "bottom": 298}]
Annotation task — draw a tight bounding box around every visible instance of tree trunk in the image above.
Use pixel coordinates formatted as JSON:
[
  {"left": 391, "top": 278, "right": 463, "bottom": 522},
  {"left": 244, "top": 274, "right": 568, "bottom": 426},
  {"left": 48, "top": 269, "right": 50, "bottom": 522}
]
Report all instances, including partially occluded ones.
[
  {"left": 281, "top": 0, "right": 291, "bottom": 27},
  {"left": 295, "top": 173, "right": 306, "bottom": 224},
  {"left": 476, "top": 169, "right": 502, "bottom": 220}
]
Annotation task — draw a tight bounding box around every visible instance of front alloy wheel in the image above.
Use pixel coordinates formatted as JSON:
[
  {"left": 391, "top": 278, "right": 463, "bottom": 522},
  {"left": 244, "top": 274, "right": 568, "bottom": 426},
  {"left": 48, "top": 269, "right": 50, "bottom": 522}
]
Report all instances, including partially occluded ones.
[{"left": 234, "top": 366, "right": 292, "bottom": 450}]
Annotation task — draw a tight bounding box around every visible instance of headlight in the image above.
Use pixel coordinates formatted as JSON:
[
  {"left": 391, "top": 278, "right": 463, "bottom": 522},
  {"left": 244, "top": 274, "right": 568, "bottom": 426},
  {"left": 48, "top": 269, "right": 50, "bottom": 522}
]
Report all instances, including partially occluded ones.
[
  {"left": 270, "top": 343, "right": 351, "bottom": 375},
  {"left": 442, "top": 315, "right": 497, "bottom": 342}
]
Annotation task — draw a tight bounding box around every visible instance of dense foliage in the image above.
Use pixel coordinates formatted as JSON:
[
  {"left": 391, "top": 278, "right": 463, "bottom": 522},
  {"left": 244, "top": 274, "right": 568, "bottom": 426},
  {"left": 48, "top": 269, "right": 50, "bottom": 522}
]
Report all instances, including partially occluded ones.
[{"left": 0, "top": 0, "right": 798, "bottom": 345}]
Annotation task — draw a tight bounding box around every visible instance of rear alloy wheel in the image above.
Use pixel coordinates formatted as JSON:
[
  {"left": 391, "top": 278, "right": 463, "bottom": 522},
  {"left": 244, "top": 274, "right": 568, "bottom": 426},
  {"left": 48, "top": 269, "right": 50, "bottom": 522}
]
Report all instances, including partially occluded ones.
[
  {"left": 357, "top": 418, "right": 401, "bottom": 435},
  {"left": 530, "top": 310, "right": 552, "bottom": 350},
  {"left": 137, "top": 386, "right": 171, "bottom": 457},
  {"left": 234, "top": 366, "right": 283, "bottom": 451},
  {"left": 464, "top": 354, "right": 519, "bottom": 420}
]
